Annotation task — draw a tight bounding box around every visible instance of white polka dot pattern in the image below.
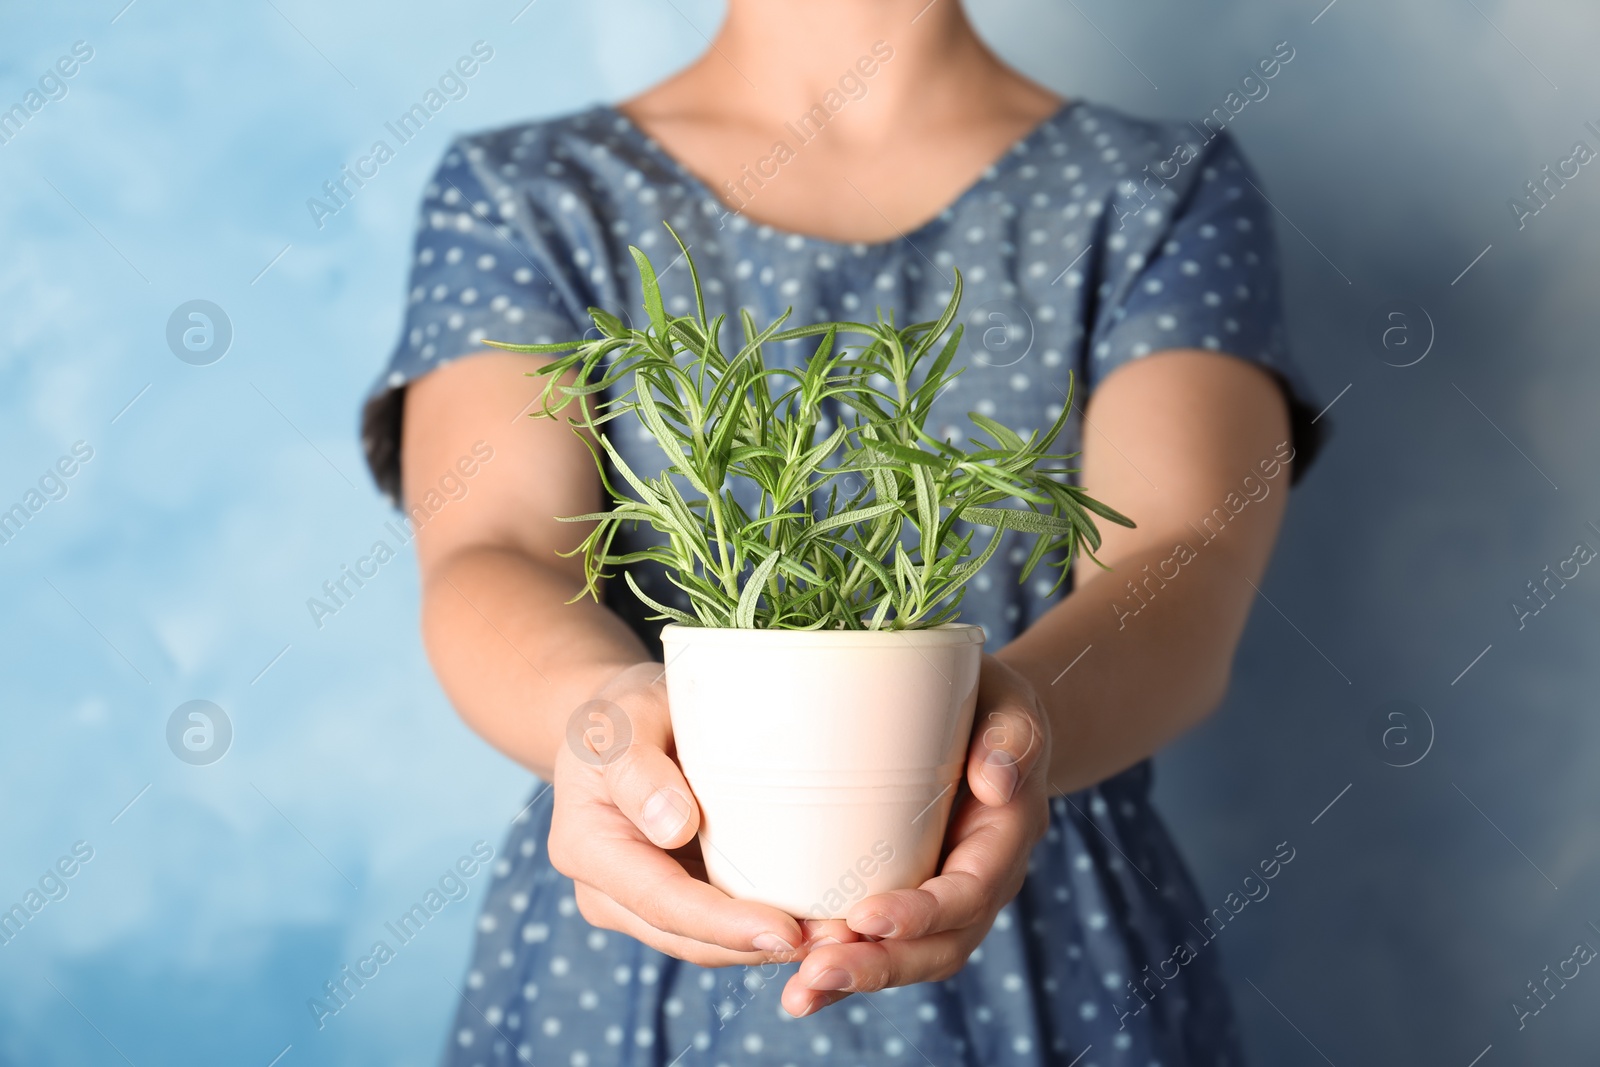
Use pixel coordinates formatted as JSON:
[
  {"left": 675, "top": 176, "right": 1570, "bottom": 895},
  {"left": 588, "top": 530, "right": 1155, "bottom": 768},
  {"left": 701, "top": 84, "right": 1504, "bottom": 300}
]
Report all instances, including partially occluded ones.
[{"left": 360, "top": 100, "right": 1304, "bottom": 1067}]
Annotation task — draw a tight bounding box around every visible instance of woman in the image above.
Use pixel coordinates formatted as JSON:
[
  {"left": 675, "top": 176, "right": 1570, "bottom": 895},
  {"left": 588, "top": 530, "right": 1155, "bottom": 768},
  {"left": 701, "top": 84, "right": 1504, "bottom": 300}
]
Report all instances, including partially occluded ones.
[{"left": 361, "top": 1, "right": 1319, "bottom": 1062}]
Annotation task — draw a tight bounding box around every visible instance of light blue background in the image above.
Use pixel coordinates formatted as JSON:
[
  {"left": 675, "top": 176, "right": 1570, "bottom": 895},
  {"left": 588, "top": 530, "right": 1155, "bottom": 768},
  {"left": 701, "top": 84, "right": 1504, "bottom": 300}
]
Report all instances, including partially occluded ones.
[{"left": 2, "top": 1, "right": 1597, "bottom": 1064}]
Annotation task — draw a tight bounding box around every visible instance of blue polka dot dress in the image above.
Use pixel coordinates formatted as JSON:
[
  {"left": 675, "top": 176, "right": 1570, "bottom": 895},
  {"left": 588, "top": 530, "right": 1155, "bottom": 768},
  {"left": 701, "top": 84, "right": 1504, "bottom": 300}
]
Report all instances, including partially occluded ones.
[{"left": 361, "top": 99, "right": 1320, "bottom": 1067}]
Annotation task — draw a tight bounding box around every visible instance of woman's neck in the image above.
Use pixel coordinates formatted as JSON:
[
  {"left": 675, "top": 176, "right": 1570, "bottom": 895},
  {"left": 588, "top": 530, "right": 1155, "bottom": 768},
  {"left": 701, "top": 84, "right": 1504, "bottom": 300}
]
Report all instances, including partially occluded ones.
[
  {"left": 615, "top": 0, "right": 1063, "bottom": 242},
  {"left": 685, "top": 0, "right": 1026, "bottom": 142}
]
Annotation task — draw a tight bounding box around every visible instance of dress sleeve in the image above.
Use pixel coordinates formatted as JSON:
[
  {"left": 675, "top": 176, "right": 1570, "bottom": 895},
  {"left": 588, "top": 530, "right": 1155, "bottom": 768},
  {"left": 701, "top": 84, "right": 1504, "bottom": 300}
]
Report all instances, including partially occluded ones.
[
  {"left": 1085, "top": 130, "right": 1323, "bottom": 482},
  {"left": 359, "top": 135, "right": 589, "bottom": 503}
]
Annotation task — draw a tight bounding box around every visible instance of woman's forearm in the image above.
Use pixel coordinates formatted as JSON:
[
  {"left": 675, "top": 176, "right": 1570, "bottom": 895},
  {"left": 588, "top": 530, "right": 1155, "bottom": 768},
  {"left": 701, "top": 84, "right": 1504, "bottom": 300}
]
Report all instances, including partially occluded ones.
[
  {"left": 999, "top": 528, "right": 1277, "bottom": 794},
  {"left": 424, "top": 524, "right": 1273, "bottom": 788},
  {"left": 420, "top": 543, "right": 649, "bottom": 778},
  {"left": 996, "top": 352, "right": 1295, "bottom": 793}
]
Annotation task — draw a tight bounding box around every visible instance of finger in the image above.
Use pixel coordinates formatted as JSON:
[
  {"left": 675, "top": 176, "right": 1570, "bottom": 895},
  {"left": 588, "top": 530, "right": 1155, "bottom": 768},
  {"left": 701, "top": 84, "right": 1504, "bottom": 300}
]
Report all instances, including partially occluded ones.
[
  {"left": 560, "top": 820, "right": 804, "bottom": 952},
  {"left": 604, "top": 736, "right": 702, "bottom": 850},
  {"left": 789, "top": 930, "right": 979, "bottom": 997},
  {"left": 843, "top": 871, "right": 985, "bottom": 942},
  {"left": 779, "top": 985, "right": 852, "bottom": 1019},
  {"left": 576, "top": 883, "right": 803, "bottom": 970},
  {"left": 845, "top": 794, "right": 1036, "bottom": 940},
  {"left": 967, "top": 671, "right": 1047, "bottom": 807},
  {"left": 550, "top": 752, "right": 804, "bottom": 953},
  {"left": 801, "top": 918, "right": 861, "bottom": 947},
  {"left": 579, "top": 686, "right": 703, "bottom": 851}
]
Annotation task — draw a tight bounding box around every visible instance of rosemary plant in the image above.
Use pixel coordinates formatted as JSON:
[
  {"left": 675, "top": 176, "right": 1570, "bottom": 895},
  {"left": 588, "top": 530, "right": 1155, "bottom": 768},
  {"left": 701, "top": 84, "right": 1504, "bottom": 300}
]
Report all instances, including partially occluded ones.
[{"left": 487, "top": 231, "right": 1134, "bottom": 630}]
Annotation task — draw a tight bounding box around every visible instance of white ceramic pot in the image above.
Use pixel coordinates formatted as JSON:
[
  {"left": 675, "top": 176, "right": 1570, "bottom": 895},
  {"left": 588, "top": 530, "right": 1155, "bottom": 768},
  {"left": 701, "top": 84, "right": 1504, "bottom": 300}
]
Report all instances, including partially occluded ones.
[{"left": 660, "top": 623, "right": 984, "bottom": 918}]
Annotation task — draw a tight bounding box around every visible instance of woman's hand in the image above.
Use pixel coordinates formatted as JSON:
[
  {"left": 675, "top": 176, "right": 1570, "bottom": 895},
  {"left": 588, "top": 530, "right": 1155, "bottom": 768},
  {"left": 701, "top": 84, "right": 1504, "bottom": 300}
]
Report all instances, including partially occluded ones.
[
  {"left": 548, "top": 662, "right": 854, "bottom": 967},
  {"left": 780, "top": 655, "right": 1052, "bottom": 1017}
]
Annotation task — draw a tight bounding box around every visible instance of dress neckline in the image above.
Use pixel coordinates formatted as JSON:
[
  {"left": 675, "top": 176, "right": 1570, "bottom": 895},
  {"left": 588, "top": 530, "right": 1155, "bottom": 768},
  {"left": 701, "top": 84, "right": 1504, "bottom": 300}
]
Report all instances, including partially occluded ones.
[{"left": 595, "top": 98, "right": 1085, "bottom": 252}]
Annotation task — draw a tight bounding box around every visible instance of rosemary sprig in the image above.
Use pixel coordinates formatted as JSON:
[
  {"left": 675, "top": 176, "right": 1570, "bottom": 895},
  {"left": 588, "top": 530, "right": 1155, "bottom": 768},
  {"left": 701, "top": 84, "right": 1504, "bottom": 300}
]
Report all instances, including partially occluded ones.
[{"left": 486, "top": 227, "right": 1134, "bottom": 630}]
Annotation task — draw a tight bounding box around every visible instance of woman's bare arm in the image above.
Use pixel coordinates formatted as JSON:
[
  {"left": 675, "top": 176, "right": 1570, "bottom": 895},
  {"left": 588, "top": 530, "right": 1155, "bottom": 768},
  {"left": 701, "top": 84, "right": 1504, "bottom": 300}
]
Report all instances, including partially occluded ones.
[
  {"left": 404, "top": 348, "right": 1291, "bottom": 790},
  {"left": 996, "top": 350, "right": 1295, "bottom": 793},
  {"left": 402, "top": 352, "right": 648, "bottom": 779},
  {"left": 398, "top": 345, "right": 1293, "bottom": 1001},
  {"left": 404, "top": 351, "right": 820, "bottom": 961}
]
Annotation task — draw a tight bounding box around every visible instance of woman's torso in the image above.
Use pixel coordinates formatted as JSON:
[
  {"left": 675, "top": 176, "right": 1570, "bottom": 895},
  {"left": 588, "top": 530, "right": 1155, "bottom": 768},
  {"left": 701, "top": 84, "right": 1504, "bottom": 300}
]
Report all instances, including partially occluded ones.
[{"left": 366, "top": 99, "right": 1300, "bottom": 1066}]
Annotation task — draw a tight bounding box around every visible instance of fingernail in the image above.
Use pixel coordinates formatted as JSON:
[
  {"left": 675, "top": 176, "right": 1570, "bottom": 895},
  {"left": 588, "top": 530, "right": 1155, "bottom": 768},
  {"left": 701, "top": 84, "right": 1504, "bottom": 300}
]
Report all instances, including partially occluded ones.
[
  {"left": 641, "top": 788, "right": 690, "bottom": 843},
  {"left": 792, "top": 993, "right": 826, "bottom": 1018},
  {"left": 812, "top": 935, "right": 841, "bottom": 947},
  {"left": 753, "top": 932, "right": 794, "bottom": 954},
  {"left": 982, "top": 749, "right": 1019, "bottom": 803},
  {"left": 808, "top": 968, "right": 852, "bottom": 992},
  {"left": 853, "top": 913, "right": 895, "bottom": 938}
]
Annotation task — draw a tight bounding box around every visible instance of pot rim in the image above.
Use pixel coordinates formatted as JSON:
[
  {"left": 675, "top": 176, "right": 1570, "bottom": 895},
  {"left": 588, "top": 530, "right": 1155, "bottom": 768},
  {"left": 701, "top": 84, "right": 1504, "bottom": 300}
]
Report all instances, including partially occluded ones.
[{"left": 659, "top": 622, "right": 985, "bottom": 647}]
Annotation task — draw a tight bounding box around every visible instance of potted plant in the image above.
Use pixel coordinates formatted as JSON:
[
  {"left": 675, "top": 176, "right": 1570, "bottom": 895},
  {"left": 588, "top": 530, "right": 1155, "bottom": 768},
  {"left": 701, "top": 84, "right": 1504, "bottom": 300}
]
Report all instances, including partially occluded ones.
[{"left": 489, "top": 231, "right": 1132, "bottom": 918}]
